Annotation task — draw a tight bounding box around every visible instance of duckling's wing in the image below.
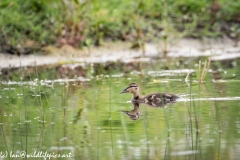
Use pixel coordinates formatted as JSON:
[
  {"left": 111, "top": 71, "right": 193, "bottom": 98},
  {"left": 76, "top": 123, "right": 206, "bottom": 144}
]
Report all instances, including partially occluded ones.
[
  {"left": 144, "top": 93, "right": 179, "bottom": 107},
  {"left": 143, "top": 93, "right": 164, "bottom": 107},
  {"left": 159, "top": 93, "right": 180, "bottom": 102}
]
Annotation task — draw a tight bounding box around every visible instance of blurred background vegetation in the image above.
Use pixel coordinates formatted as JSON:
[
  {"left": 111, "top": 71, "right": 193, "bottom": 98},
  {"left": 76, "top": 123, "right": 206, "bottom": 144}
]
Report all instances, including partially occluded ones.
[{"left": 0, "top": 0, "right": 240, "bottom": 55}]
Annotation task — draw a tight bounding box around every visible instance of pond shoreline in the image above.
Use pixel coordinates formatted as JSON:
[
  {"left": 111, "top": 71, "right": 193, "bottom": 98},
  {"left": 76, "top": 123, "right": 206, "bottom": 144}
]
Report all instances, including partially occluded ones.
[{"left": 0, "top": 38, "right": 240, "bottom": 69}]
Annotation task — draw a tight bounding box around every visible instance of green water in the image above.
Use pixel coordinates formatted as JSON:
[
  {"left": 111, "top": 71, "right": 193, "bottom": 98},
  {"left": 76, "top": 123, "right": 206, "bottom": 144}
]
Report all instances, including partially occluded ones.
[{"left": 0, "top": 60, "right": 240, "bottom": 160}]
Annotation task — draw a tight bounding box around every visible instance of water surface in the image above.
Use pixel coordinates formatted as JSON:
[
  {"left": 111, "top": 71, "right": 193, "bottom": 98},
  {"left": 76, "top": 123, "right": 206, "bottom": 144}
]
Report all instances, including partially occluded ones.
[{"left": 0, "top": 59, "right": 240, "bottom": 160}]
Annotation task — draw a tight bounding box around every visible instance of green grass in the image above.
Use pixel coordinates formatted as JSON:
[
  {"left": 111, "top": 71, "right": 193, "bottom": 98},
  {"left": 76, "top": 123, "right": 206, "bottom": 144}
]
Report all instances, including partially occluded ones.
[
  {"left": 0, "top": 0, "right": 239, "bottom": 54},
  {"left": 197, "top": 58, "right": 211, "bottom": 83}
]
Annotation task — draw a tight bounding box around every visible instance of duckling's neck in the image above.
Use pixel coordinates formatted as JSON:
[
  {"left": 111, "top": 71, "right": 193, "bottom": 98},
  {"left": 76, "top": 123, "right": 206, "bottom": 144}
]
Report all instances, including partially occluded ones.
[{"left": 132, "top": 92, "right": 140, "bottom": 101}]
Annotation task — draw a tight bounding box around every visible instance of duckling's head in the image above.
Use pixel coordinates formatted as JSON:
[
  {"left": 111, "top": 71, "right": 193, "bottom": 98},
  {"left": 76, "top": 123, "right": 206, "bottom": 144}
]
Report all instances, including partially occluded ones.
[{"left": 119, "top": 83, "right": 140, "bottom": 95}]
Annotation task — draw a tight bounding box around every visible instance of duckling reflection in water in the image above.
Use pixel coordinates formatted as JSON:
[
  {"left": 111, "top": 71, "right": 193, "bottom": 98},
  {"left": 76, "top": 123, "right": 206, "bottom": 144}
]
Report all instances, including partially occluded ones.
[
  {"left": 121, "top": 100, "right": 177, "bottom": 120},
  {"left": 120, "top": 83, "right": 180, "bottom": 120},
  {"left": 120, "top": 82, "right": 180, "bottom": 106},
  {"left": 121, "top": 102, "right": 140, "bottom": 120}
]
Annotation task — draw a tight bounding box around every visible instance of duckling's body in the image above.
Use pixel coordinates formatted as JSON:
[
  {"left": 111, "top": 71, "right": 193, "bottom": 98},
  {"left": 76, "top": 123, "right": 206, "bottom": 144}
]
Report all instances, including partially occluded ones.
[
  {"left": 120, "top": 83, "right": 180, "bottom": 107},
  {"left": 135, "top": 92, "right": 179, "bottom": 107}
]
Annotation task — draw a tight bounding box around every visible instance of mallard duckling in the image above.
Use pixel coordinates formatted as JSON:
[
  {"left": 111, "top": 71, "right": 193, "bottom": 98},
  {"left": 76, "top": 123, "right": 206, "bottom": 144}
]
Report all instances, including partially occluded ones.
[
  {"left": 120, "top": 82, "right": 180, "bottom": 107},
  {"left": 121, "top": 102, "right": 140, "bottom": 120}
]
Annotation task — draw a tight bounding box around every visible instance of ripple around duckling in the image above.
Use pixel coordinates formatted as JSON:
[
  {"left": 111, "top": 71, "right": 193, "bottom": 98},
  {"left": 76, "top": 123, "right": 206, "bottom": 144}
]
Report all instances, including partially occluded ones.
[
  {"left": 148, "top": 69, "right": 195, "bottom": 77},
  {"left": 179, "top": 97, "right": 240, "bottom": 102},
  {"left": 170, "top": 150, "right": 199, "bottom": 156},
  {"left": 1, "top": 78, "right": 90, "bottom": 85}
]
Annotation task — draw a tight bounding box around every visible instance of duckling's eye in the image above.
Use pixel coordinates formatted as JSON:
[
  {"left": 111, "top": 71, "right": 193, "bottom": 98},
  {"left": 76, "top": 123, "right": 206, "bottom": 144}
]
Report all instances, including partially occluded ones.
[{"left": 135, "top": 88, "right": 138, "bottom": 90}]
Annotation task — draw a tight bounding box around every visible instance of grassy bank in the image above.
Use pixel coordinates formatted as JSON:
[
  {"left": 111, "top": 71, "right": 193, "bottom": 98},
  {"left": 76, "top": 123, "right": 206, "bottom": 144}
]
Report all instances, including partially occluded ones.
[{"left": 0, "top": 0, "right": 240, "bottom": 54}]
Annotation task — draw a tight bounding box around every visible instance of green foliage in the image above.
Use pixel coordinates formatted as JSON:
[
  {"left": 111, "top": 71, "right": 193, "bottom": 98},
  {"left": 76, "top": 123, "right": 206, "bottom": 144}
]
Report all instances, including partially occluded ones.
[
  {"left": 0, "top": 0, "right": 239, "bottom": 54},
  {"left": 0, "top": 0, "right": 57, "bottom": 44},
  {"left": 218, "top": 0, "right": 240, "bottom": 20}
]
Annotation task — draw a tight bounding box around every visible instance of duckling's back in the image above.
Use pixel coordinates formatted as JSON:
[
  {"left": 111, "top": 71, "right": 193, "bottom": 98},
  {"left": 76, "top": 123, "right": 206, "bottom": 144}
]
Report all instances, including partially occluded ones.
[{"left": 142, "top": 93, "right": 180, "bottom": 107}]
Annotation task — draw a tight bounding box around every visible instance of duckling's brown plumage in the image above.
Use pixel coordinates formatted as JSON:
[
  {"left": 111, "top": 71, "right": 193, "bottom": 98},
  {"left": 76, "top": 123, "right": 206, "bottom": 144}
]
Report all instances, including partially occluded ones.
[{"left": 120, "top": 82, "right": 180, "bottom": 106}]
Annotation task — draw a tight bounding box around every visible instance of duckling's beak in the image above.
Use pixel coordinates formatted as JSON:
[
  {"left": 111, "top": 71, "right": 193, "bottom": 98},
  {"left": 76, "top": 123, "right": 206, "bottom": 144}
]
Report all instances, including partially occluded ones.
[
  {"left": 120, "top": 110, "right": 128, "bottom": 114},
  {"left": 119, "top": 88, "right": 128, "bottom": 94}
]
